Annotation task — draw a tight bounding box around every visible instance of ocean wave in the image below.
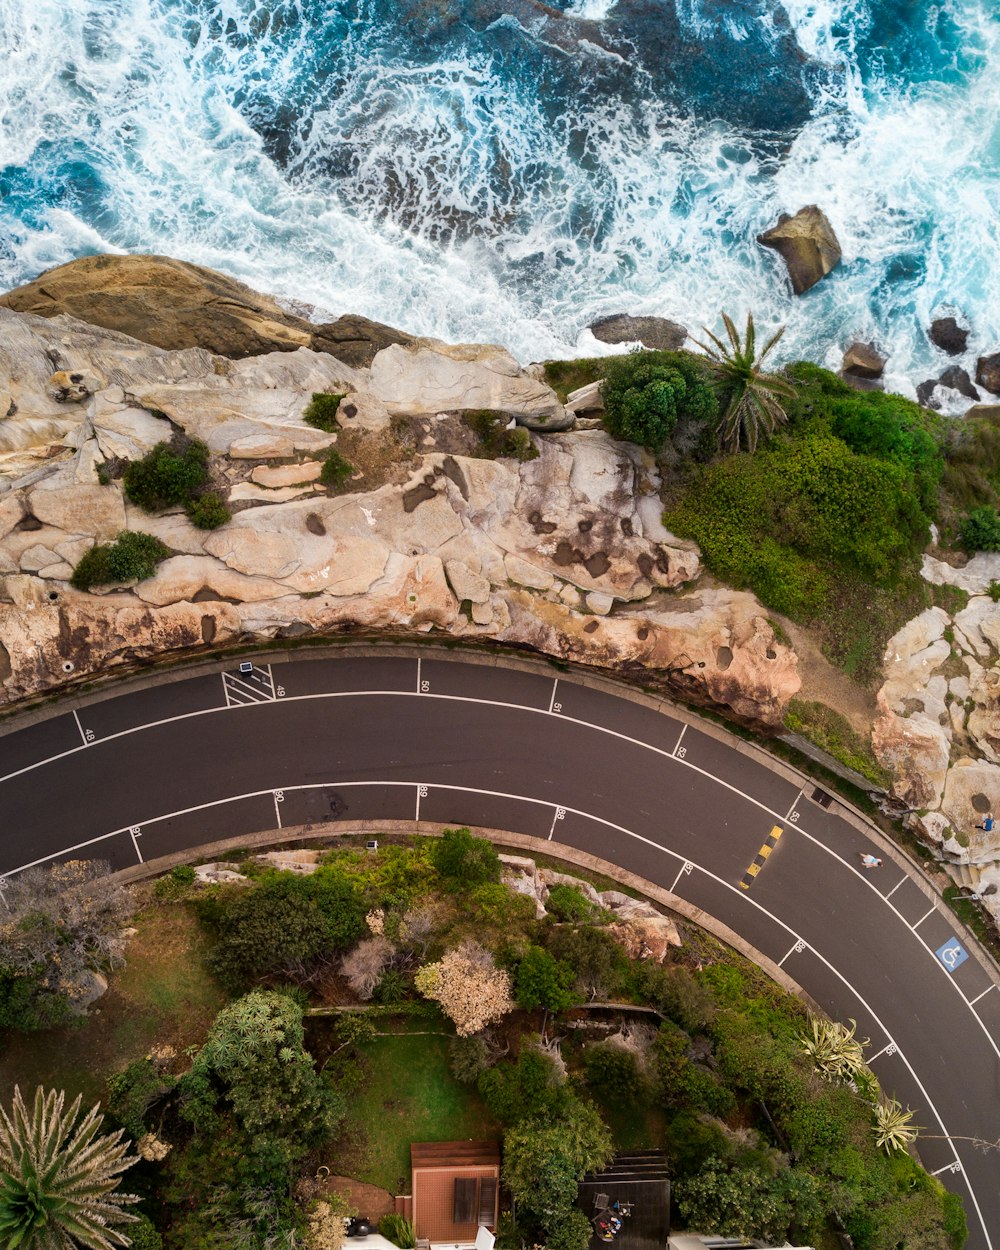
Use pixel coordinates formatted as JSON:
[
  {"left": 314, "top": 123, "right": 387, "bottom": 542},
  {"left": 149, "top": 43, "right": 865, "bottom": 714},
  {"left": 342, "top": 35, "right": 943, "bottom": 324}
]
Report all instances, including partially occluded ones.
[{"left": 0, "top": 0, "right": 996, "bottom": 386}]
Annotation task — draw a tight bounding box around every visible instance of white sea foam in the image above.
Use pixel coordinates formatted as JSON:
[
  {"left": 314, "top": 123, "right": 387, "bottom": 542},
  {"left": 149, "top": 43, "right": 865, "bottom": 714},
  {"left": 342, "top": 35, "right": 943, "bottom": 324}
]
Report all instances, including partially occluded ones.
[{"left": 0, "top": 0, "right": 996, "bottom": 387}]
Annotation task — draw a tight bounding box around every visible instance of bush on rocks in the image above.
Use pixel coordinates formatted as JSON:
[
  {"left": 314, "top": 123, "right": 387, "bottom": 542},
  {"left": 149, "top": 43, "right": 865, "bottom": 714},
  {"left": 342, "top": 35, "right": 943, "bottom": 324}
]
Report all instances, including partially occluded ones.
[
  {"left": 185, "top": 490, "right": 230, "bottom": 529},
  {"left": 123, "top": 437, "right": 210, "bottom": 512},
  {"left": 302, "top": 392, "right": 345, "bottom": 432},
  {"left": 320, "top": 448, "right": 355, "bottom": 489},
  {"left": 71, "top": 530, "right": 170, "bottom": 590},
  {"left": 464, "top": 410, "right": 539, "bottom": 462},
  {"left": 602, "top": 351, "right": 717, "bottom": 450}
]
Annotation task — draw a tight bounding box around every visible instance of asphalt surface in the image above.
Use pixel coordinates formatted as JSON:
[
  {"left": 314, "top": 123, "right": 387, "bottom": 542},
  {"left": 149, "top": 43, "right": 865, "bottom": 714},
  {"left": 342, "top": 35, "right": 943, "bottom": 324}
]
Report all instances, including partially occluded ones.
[{"left": 1, "top": 652, "right": 998, "bottom": 1249}]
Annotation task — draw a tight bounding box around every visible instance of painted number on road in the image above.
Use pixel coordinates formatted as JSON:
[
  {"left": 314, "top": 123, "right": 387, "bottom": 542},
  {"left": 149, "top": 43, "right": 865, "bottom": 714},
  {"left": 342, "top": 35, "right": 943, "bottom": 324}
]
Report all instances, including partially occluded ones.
[
  {"left": 789, "top": 810, "right": 800, "bottom": 823},
  {"left": 420, "top": 680, "right": 430, "bottom": 693},
  {"left": 554, "top": 807, "right": 566, "bottom": 821},
  {"left": 935, "top": 937, "right": 969, "bottom": 973},
  {"left": 129, "top": 826, "right": 141, "bottom": 837},
  {"left": 552, "top": 701, "right": 562, "bottom": 713},
  {"left": 276, "top": 685, "right": 286, "bottom": 697},
  {"left": 273, "top": 791, "right": 284, "bottom": 803},
  {"left": 675, "top": 746, "right": 687, "bottom": 759}
]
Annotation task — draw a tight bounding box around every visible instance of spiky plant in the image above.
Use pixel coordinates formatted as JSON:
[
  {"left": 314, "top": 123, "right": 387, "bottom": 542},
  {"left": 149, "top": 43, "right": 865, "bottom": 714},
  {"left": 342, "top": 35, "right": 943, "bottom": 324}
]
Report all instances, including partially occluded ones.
[
  {"left": 801, "top": 1016, "right": 869, "bottom": 1084},
  {"left": 0, "top": 1086, "right": 139, "bottom": 1250},
  {"left": 693, "top": 312, "right": 797, "bottom": 453},
  {"left": 874, "top": 1096, "right": 921, "bottom": 1154}
]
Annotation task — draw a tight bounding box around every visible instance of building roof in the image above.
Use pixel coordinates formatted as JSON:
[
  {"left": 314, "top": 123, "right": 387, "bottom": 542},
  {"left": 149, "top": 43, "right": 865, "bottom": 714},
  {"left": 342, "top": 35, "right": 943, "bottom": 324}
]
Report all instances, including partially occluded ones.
[{"left": 411, "top": 1141, "right": 500, "bottom": 1169}]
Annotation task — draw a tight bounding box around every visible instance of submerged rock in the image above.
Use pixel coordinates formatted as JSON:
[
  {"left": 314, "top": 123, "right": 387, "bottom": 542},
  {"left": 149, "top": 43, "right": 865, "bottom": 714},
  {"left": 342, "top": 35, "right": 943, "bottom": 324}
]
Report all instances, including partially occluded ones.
[
  {"left": 757, "top": 205, "right": 842, "bottom": 295},
  {"left": 589, "top": 314, "right": 687, "bottom": 352},
  {"left": 928, "top": 316, "right": 969, "bottom": 356},
  {"left": 842, "top": 341, "right": 886, "bottom": 379}
]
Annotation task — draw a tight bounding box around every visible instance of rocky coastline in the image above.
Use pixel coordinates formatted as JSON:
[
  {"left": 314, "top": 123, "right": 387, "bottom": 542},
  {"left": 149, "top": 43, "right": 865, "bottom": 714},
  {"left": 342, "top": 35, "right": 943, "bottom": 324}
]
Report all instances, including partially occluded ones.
[{"left": 4, "top": 253, "right": 1000, "bottom": 922}]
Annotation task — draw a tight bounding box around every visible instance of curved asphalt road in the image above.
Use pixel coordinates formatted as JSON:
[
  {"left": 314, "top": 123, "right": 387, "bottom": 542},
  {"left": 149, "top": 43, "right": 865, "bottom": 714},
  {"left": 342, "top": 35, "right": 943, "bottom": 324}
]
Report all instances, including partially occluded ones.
[{"left": 1, "top": 651, "right": 998, "bottom": 1249}]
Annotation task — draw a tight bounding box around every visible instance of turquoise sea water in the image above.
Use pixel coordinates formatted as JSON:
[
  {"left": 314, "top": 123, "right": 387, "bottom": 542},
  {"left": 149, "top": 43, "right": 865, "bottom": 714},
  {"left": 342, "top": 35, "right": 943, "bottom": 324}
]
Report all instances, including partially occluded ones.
[{"left": 0, "top": 0, "right": 997, "bottom": 393}]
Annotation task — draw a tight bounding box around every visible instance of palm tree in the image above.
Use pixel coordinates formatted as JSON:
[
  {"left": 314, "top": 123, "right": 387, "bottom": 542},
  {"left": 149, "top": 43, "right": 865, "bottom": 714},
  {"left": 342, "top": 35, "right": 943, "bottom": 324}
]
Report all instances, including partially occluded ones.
[
  {"left": 0, "top": 1086, "right": 139, "bottom": 1250},
  {"left": 693, "top": 312, "right": 797, "bottom": 453}
]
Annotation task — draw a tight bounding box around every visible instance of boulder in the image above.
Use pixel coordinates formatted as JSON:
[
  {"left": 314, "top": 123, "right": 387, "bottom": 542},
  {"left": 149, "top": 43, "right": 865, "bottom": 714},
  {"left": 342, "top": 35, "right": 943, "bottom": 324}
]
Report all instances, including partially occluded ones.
[
  {"left": 928, "top": 317, "right": 969, "bottom": 355},
  {"left": 976, "top": 354, "right": 1000, "bottom": 396},
  {"left": 0, "top": 254, "right": 413, "bottom": 364},
  {"left": 47, "top": 370, "right": 98, "bottom": 403},
  {"left": 251, "top": 461, "right": 324, "bottom": 488},
  {"left": 589, "top": 314, "right": 687, "bottom": 352},
  {"left": 938, "top": 366, "right": 980, "bottom": 402},
  {"left": 872, "top": 691, "right": 950, "bottom": 809},
  {"left": 565, "top": 380, "right": 605, "bottom": 415},
  {"left": 756, "top": 205, "right": 842, "bottom": 295},
  {"left": 842, "top": 341, "right": 885, "bottom": 379}
]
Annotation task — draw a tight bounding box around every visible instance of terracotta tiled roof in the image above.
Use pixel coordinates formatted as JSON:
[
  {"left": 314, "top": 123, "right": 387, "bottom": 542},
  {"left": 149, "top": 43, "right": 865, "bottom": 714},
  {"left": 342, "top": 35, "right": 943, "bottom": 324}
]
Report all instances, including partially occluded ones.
[{"left": 411, "top": 1141, "right": 501, "bottom": 1245}]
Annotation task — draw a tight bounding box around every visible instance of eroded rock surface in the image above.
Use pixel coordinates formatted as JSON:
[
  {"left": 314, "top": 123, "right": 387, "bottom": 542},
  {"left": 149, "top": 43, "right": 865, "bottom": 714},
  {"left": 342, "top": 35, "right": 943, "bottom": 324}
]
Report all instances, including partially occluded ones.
[{"left": 0, "top": 303, "right": 800, "bottom": 726}]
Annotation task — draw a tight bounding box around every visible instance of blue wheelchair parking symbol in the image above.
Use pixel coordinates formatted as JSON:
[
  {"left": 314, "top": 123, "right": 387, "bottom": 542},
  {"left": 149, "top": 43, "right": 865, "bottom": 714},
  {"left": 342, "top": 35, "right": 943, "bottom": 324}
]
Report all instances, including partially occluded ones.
[{"left": 935, "top": 938, "right": 968, "bottom": 973}]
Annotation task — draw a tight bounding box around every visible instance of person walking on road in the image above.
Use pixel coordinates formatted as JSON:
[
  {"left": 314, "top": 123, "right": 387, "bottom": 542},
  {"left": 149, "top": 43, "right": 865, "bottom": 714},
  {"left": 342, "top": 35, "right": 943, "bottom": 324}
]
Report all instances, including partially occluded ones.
[
  {"left": 974, "top": 813, "right": 995, "bottom": 832},
  {"left": 860, "top": 853, "right": 883, "bottom": 868}
]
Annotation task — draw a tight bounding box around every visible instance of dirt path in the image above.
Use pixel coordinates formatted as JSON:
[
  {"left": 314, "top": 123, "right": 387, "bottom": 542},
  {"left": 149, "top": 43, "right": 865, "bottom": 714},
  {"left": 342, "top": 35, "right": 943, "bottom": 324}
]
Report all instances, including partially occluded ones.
[{"left": 775, "top": 613, "right": 878, "bottom": 737}]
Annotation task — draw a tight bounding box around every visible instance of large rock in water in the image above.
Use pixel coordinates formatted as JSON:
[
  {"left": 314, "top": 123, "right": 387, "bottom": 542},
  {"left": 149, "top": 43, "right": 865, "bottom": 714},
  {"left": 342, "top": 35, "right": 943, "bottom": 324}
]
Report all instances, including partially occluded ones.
[
  {"left": 928, "top": 317, "right": 969, "bottom": 356},
  {"left": 589, "top": 314, "right": 687, "bottom": 352},
  {"left": 0, "top": 254, "right": 412, "bottom": 366},
  {"left": 757, "top": 206, "right": 842, "bottom": 295},
  {"left": 976, "top": 353, "right": 1000, "bottom": 395}
]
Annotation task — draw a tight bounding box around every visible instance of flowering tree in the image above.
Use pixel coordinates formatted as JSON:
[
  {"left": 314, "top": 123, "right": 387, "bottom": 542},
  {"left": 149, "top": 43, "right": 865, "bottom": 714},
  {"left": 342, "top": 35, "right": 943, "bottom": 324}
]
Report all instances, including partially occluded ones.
[{"left": 414, "top": 941, "right": 514, "bottom": 1036}]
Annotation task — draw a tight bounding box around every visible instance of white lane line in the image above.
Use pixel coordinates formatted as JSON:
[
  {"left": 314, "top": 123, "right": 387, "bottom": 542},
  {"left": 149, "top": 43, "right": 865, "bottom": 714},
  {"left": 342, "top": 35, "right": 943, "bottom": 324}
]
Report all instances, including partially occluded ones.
[
  {"left": 225, "top": 672, "right": 273, "bottom": 700},
  {"left": 415, "top": 784, "right": 425, "bottom": 820},
  {"left": 934, "top": 1161, "right": 963, "bottom": 1177},
  {"left": 672, "top": 723, "right": 687, "bottom": 756},
  {"left": 548, "top": 678, "right": 559, "bottom": 714},
  {"left": 129, "top": 827, "right": 143, "bottom": 864},
  {"left": 784, "top": 788, "right": 804, "bottom": 821},
  {"left": 778, "top": 939, "right": 805, "bottom": 967},
  {"left": 416, "top": 657, "right": 422, "bottom": 694},
  {"left": 72, "top": 710, "right": 90, "bottom": 746},
  {"left": 669, "top": 860, "right": 692, "bottom": 893},
  {"left": 263, "top": 664, "right": 276, "bottom": 698},
  {"left": 969, "top": 985, "right": 994, "bottom": 1007},
  {"left": 886, "top": 875, "right": 908, "bottom": 899},
  {"left": 273, "top": 791, "right": 283, "bottom": 829},
  {"left": 914, "top": 905, "right": 937, "bottom": 930},
  {"left": 548, "top": 805, "right": 566, "bottom": 840},
  {"left": 868, "top": 1041, "right": 898, "bottom": 1062}
]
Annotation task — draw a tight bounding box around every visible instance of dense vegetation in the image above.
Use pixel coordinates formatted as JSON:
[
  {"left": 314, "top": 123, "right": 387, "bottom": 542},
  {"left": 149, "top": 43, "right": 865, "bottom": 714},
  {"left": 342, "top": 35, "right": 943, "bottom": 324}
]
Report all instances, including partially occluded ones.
[
  {"left": 0, "top": 836, "right": 965, "bottom": 1250},
  {"left": 463, "top": 410, "right": 538, "bottom": 461},
  {"left": 302, "top": 392, "right": 345, "bottom": 432},
  {"left": 543, "top": 349, "right": 1000, "bottom": 684}
]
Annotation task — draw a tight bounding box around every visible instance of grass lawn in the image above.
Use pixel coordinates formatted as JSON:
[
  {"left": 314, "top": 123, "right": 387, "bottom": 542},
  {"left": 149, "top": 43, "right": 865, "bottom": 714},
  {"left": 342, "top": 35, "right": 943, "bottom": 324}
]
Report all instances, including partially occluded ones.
[
  {"left": 592, "top": 1089, "right": 667, "bottom": 1153},
  {"left": 0, "top": 901, "right": 224, "bottom": 1105},
  {"left": 337, "top": 1026, "right": 498, "bottom": 1193}
]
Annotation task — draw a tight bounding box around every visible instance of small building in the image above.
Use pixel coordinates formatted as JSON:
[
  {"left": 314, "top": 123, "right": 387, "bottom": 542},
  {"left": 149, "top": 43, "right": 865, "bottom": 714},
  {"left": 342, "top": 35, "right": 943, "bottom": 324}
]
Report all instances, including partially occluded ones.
[{"left": 408, "top": 1140, "right": 501, "bottom": 1248}]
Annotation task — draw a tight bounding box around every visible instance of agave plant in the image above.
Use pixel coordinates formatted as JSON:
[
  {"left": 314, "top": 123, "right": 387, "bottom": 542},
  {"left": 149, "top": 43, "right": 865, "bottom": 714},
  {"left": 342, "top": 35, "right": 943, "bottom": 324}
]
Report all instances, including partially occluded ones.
[
  {"left": 0, "top": 1086, "right": 138, "bottom": 1250},
  {"left": 801, "top": 1016, "right": 869, "bottom": 1084},
  {"left": 874, "top": 1096, "right": 921, "bottom": 1154},
  {"left": 693, "top": 312, "right": 797, "bottom": 453}
]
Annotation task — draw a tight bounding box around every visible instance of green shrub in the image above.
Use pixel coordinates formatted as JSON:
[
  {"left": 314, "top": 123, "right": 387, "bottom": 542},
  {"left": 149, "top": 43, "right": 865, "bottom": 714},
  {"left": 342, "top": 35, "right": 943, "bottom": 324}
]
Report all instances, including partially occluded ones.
[
  {"left": 185, "top": 491, "right": 231, "bottom": 529},
  {"left": 70, "top": 531, "right": 170, "bottom": 590},
  {"left": 463, "top": 410, "right": 539, "bottom": 461},
  {"left": 514, "top": 945, "right": 577, "bottom": 1011},
  {"left": 320, "top": 448, "right": 355, "bottom": 489},
  {"left": 584, "top": 1044, "right": 645, "bottom": 1102},
  {"left": 202, "top": 870, "right": 366, "bottom": 991},
  {"left": 123, "top": 438, "right": 210, "bottom": 512},
  {"left": 545, "top": 883, "right": 599, "bottom": 923},
  {"left": 153, "top": 863, "right": 197, "bottom": 900},
  {"left": 602, "top": 351, "right": 717, "bottom": 450},
  {"left": 303, "top": 392, "right": 345, "bottom": 432},
  {"left": 106, "top": 1057, "right": 173, "bottom": 1139},
  {"left": 664, "top": 432, "right": 929, "bottom": 620},
  {"left": 960, "top": 505, "right": 1000, "bottom": 552},
  {"left": 989, "top": 580, "right": 1000, "bottom": 602},
  {"left": 449, "top": 1035, "right": 497, "bottom": 1085},
  {"left": 127, "top": 1215, "right": 163, "bottom": 1250},
  {"left": 431, "top": 827, "right": 501, "bottom": 888}
]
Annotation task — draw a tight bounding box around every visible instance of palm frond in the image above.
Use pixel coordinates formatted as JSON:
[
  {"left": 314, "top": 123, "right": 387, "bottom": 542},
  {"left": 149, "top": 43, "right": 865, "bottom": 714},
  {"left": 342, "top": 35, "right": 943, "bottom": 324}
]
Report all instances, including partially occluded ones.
[{"left": 695, "top": 312, "right": 796, "bottom": 453}]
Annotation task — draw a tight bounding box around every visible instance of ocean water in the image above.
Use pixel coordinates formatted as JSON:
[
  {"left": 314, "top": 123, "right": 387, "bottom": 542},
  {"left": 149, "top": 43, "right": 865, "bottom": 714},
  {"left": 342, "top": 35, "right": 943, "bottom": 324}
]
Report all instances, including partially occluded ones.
[{"left": 0, "top": 0, "right": 997, "bottom": 396}]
